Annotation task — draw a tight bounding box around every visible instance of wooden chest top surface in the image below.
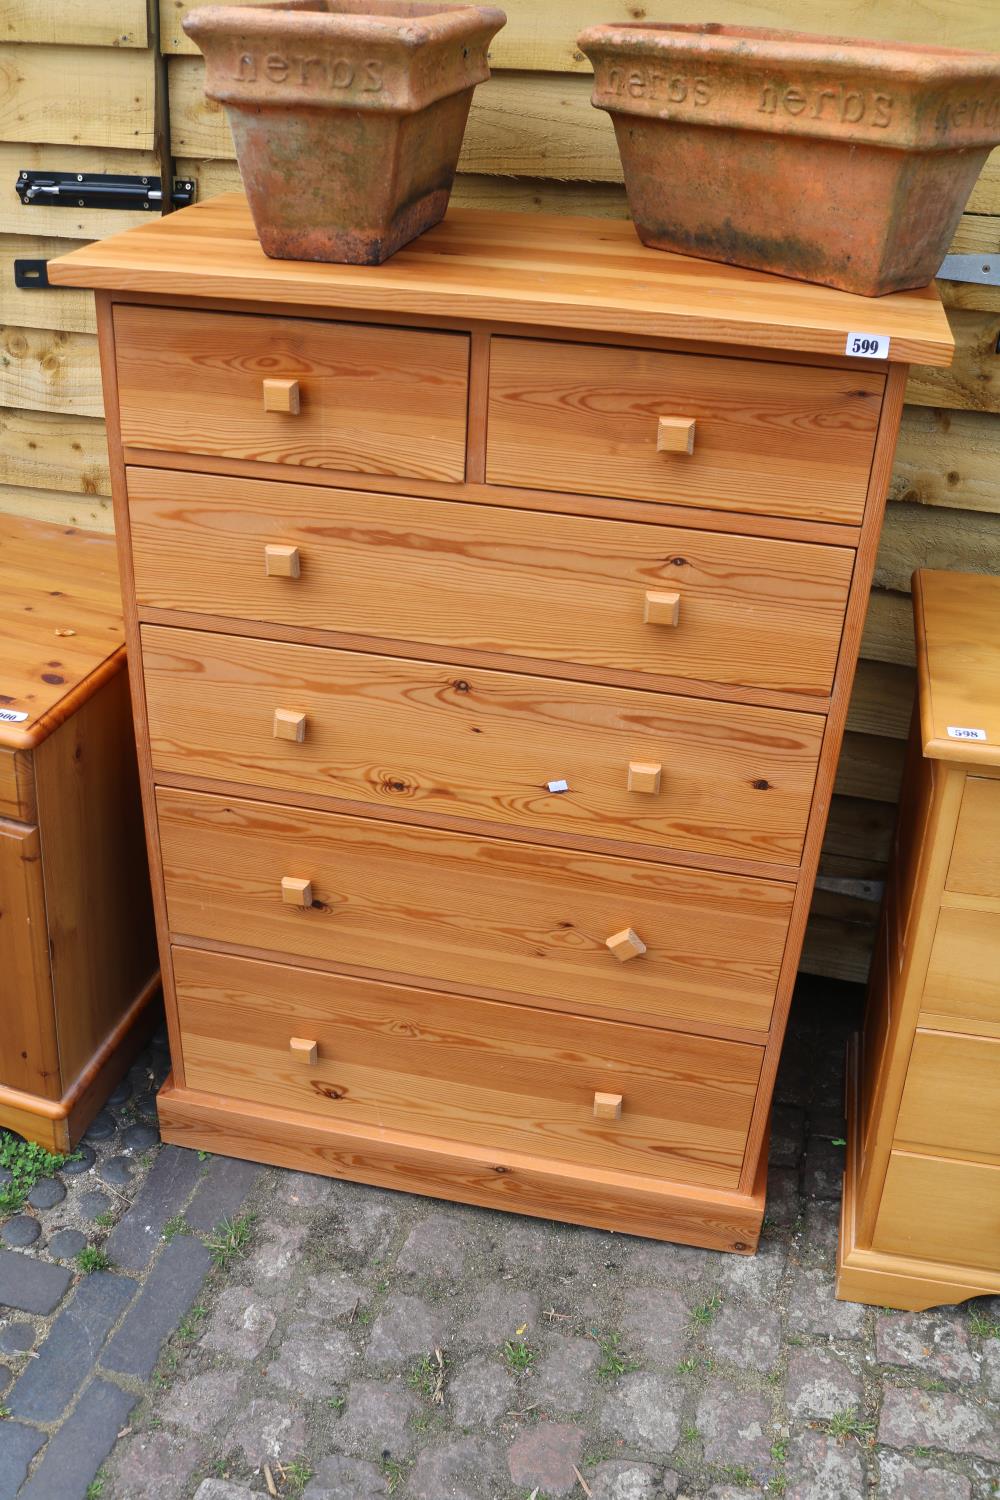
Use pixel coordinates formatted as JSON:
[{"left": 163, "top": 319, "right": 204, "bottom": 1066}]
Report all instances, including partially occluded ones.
[{"left": 49, "top": 195, "right": 954, "bottom": 367}]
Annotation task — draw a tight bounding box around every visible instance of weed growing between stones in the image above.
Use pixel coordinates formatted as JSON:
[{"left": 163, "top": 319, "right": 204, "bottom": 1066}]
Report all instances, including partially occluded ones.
[
  {"left": 162, "top": 1213, "right": 189, "bottom": 1243},
  {"left": 504, "top": 1336, "right": 536, "bottom": 1373},
  {"left": 592, "top": 1330, "right": 639, "bottom": 1379},
  {"left": 381, "top": 1456, "right": 410, "bottom": 1493},
  {"left": 825, "top": 1407, "right": 877, "bottom": 1442},
  {"left": 75, "top": 1247, "right": 111, "bottom": 1274},
  {"left": 0, "top": 1133, "right": 70, "bottom": 1215},
  {"left": 205, "top": 1212, "right": 255, "bottom": 1269},
  {"left": 691, "top": 1294, "right": 722, "bottom": 1326},
  {"left": 969, "top": 1306, "right": 1000, "bottom": 1338}
]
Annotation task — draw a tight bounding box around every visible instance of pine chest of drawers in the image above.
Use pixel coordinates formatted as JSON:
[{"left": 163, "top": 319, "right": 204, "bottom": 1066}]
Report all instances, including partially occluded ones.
[
  {"left": 839, "top": 570, "right": 1000, "bottom": 1308},
  {"left": 51, "top": 197, "right": 953, "bottom": 1251}
]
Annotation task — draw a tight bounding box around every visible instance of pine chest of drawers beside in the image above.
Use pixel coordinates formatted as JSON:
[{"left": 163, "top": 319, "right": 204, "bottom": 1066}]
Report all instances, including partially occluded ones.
[{"left": 50, "top": 197, "right": 954, "bottom": 1252}]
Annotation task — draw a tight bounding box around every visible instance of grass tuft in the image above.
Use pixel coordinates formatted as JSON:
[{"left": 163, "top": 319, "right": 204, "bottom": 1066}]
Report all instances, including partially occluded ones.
[
  {"left": 0, "top": 1134, "right": 70, "bottom": 1217},
  {"left": 592, "top": 1331, "right": 638, "bottom": 1380},
  {"left": 204, "top": 1213, "right": 255, "bottom": 1269},
  {"left": 75, "top": 1247, "right": 110, "bottom": 1274},
  {"left": 503, "top": 1337, "right": 536, "bottom": 1373},
  {"left": 826, "top": 1407, "right": 876, "bottom": 1443}
]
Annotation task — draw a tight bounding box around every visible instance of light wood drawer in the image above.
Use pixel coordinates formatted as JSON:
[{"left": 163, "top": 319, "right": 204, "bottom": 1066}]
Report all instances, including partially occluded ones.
[
  {"left": 0, "top": 749, "right": 33, "bottom": 821},
  {"left": 156, "top": 788, "right": 794, "bottom": 1035},
  {"left": 174, "top": 946, "right": 762, "bottom": 1190},
  {"left": 128, "top": 468, "right": 853, "bottom": 700},
  {"left": 921, "top": 906, "right": 1000, "bottom": 1038},
  {"left": 873, "top": 1151, "right": 1000, "bottom": 1273},
  {"left": 486, "top": 337, "right": 883, "bottom": 525},
  {"left": 113, "top": 306, "right": 469, "bottom": 483},
  {"left": 0, "top": 820, "right": 58, "bottom": 1100},
  {"left": 946, "top": 776, "right": 1000, "bottom": 899},
  {"left": 143, "top": 626, "right": 824, "bottom": 866},
  {"left": 895, "top": 1031, "right": 1000, "bottom": 1160}
]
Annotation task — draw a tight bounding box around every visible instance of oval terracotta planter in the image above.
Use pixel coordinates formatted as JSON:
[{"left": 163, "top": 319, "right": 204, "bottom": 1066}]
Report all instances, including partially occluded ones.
[
  {"left": 184, "top": 0, "right": 506, "bottom": 264},
  {"left": 577, "top": 23, "right": 1000, "bottom": 296}
]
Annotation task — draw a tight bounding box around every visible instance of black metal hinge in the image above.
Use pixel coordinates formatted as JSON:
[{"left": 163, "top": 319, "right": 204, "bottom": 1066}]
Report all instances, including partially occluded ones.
[{"left": 16, "top": 171, "right": 195, "bottom": 212}]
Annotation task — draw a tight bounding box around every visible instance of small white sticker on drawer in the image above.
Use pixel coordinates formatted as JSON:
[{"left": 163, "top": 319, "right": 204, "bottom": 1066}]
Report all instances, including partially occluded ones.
[
  {"left": 947, "top": 725, "right": 988, "bottom": 741},
  {"left": 0, "top": 708, "right": 29, "bottom": 724},
  {"left": 846, "top": 332, "right": 890, "bottom": 358}
]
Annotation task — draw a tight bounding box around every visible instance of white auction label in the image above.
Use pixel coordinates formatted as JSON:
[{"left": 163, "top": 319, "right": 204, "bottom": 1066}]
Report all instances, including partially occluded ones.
[
  {"left": 947, "top": 726, "right": 988, "bottom": 741},
  {"left": 0, "top": 708, "right": 28, "bottom": 723},
  {"left": 845, "top": 332, "right": 890, "bottom": 358}
]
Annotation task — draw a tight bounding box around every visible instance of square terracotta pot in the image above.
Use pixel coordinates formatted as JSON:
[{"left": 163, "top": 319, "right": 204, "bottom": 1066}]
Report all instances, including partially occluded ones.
[
  {"left": 577, "top": 24, "right": 1000, "bottom": 295},
  {"left": 184, "top": 0, "right": 505, "bottom": 264}
]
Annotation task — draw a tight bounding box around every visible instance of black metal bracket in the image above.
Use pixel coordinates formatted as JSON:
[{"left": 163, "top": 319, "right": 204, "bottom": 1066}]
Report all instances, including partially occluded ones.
[
  {"left": 13, "top": 258, "right": 52, "bottom": 289},
  {"left": 16, "top": 171, "right": 195, "bottom": 213}
]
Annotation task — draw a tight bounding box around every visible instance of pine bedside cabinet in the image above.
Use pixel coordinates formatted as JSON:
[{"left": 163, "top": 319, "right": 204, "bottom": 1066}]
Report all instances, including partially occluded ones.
[
  {"left": 0, "top": 516, "right": 158, "bottom": 1152},
  {"left": 50, "top": 198, "right": 953, "bottom": 1252},
  {"left": 839, "top": 569, "right": 1000, "bottom": 1309}
]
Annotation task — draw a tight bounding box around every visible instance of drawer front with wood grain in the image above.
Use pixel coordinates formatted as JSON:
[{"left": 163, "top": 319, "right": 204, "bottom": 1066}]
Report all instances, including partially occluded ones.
[
  {"left": 174, "top": 946, "right": 763, "bottom": 1190},
  {"left": 873, "top": 1151, "right": 1000, "bottom": 1273},
  {"left": 114, "top": 306, "right": 469, "bottom": 483},
  {"left": 157, "top": 789, "right": 795, "bottom": 1035},
  {"left": 143, "top": 626, "right": 824, "bottom": 865},
  {"left": 486, "top": 337, "right": 883, "bottom": 525},
  {"left": 0, "top": 821, "right": 58, "bottom": 1100},
  {"left": 920, "top": 907, "right": 1000, "bottom": 1039},
  {"left": 895, "top": 1031, "right": 1000, "bottom": 1161},
  {"left": 128, "top": 469, "right": 853, "bottom": 699},
  {"left": 945, "top": 776, "right": 1000, "bottom": 900},
  {"left": 0, "top": 749, "right": 32, "bottom": 821}
]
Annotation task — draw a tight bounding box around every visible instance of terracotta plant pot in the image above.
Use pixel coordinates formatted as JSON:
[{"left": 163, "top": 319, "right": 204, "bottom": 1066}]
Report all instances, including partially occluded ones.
[
  {"left": 577, "top": 23, "right": 1000, "bottom": 296},
  {"left": 184, "top": 0, "right": 505, "bottom": 264}
]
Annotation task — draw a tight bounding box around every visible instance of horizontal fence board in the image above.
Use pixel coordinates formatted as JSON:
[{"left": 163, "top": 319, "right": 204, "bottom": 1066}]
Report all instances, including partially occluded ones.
[
  {"left": 4, "top": 0, "right": 148, "bottom": 48},
  {"left": 0, "top": 480, "right": 112, "bottom": 530},
  {"left": 0, "top": 326, "right": 102, "bottom": 417},
  {"left": 890, "top": 406, "right": 1000, "bottom": 513},
  {"left": 0, "top": 142, "right": 163, "bottom": 238},
  {"left": 905, "top": 307, "right": 1000, "bottom": 414},
  {"left": 822, "top": 794, "right": 896, "bottom": 866},
  {"left": 800, "top": 912, "right": 875, "bottom": 984},
  {"left": 834, "top": 730, "right": 906, "bottom": 805},
  {"left": 845, "top": 659, "right": 915, "bottom": 742},
  {"left": 161, "top": 0, "right": 1000, "bottom": 64},
  {"left": 0, "top": 43, "right": 156, "bottom": 150},
  {"left": 875, "top": 498, "right": 1000, "bottom": 592},
  {"left": 860, "top": 589, "right": 916, "bottom": 667},
  {"left": 0, "top": 407, "right": 109, "bottom": 496},
  {"left": 0, "top": 234, "right": 95, "bottom": 332}
]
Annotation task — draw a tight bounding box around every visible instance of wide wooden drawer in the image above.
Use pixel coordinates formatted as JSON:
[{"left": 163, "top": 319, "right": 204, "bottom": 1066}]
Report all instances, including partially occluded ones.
[
  {"left": 895, "top": 1031, "right": 1000, "bottom": 1160},
  {"left": 128, "top": 468, "right": 853, "bottom": 699},
  {"left": 113, "top": 306, "right": 469, "bottom": 483},
  {"left": 156, "top": 789, "right": 794, "bottom": 1035},
  {"left": 946, "top": 776, "right": 1000, "bottom": 900},
  {"left": 486, "top": 336, "right": 883, "bottom": 525},
  {"left": 173, "top": 946, "right": 763, "bottom": 1190},
  {"left": 920, "top": 906, "right": 1000, "bottom": 1038},
  {"left": 143, "top": 626, "right": 823, "bottom": 866},
  {"left": 873, "top": 1151, "right": 1000, "bottom": 1273}
]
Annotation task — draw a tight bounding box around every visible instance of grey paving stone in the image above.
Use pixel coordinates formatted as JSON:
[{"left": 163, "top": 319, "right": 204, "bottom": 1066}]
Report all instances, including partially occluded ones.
[
  {"left": 0, "top": 1249, "right": 71, "bottom": 1315},
  {"left": 508, "top": 1420, "right": 585, "bottom": 1497},
  {"left": 795, "top": 1202, "right": 840, "bottom": 1267},
  {"left": 408, "top": 1436, "right": 501, "bottom": 1500},
  {"left": 449, "top": 1355, "right": 515, "bottom": 1427},
  {"left": 717, "top": 1233, "right": 788, "bottom": 1303},
  {"left": 302, "top": 1271, "right": 365, "bottom": 1321},
  {"left": 802, "top": 1139, "right": 846, "bottom": 1199},
  {"left": 122, "top": 1123, "right": 159, "bottom": 1151},
  {"left": 102, "top": 1234, "right": 212, "bottom": 1379},
  {"left": 877, "top": 1452, "right": 972, "bottom": 1499},
  {"left": 878, "top": 1386, "right": 1000, "bottom": 1461},
  {"left": 303, "top": 1455, "right": 388, "bottom": 1498},
  {"left": 0, "top": 1321, "right": 35, "bottom": 1355},
  {"left": 787, "top": 1265, "right": 865, "bottom": 1338},
  {"left": 26, "top": 1178, "right": 64, "bottom": 1211},
  {"left": 587, "top": 1462, "right": 663, "bottom": 1500},
  {"left": 0, "top": 1420, "right": 45, "bottom": 1500},
  {"left": 107, "top": 1080, "right": 132, "bottom": 1109},
  {"left": 705, "top": 1301, "right": 781, "bottom": 1371},
  {"left": 765, "top": 1166, "right": 801, "bottom": 1225},
  {"left": 397, "top": 1211, "right": 471, "bottom": 1280},
  {"left": 603, "top": 1371, "right": 682, "bottom": 1453},
  {"left": 200, "top": 1285, "right": 277, "bottom": 1360},
  {"left": 160, "top": 1367, "right": 242, "bottom": 1434},
  {"left": 458, "top": 1286, "right": 542, "bottom": 1349},
  {"left": 532, "top": 1334, "right": 599, "bottom": 1410},
  {"left": 223, "top": 1396, "right": 309, "bottom": 1464},
  {"left": 336, "top": 1379, "right": 419, "bottom": 1460},
  {"left": 621, "top": 1286, "right": 690, "bottom": 1362},
  {"left": 105, "top": 1429, "right": 201, "bottom": 1500},
  {"left": 324, "top": 1186, "right": 403, "bottom": 1260},
  {"left": 770, "top": 1104, "right": 807, "bottom": 1166},
  {"left": 9, "top": 1271, "right": 136, "bottom": 1422},
  {"left": 100, "top": 1156, "right": 134, "bottom": 1190},
  {"left": 875, "top": 1309, "right": 980, "bottom": 1382},
  {"left": 628, "top": 1237, "right": 718, "bottom": 1286},
  {"left": 696, "top": 1379, "right": 774, "bottom": 1473},
  {"left": 184, "top": 1155, "right": 260, "bottom": 1233},
  {"left": 266, "top": 1320, "right": 354, "bottom": 1395},
  {"left": 62, "top": 1146, "right": 95, "bottom": 1177},
  {"left": 367, "top": 1292, "right": 450, "bottom": 1367},
  {"left": 274, "top": 1171, "right": 338, "bottom": 1209},
  {"left": 0, "top": 1363, "right": 10, "bottom": 1393},
  {"left": 787, "top": 1347, "right": 862, "bottom": 1420},
  {"left": 46, "top": 1229, "right": 87, "bottom": 1261},
  {"left": 786, "top": 1429, "right": 865, "bottom": 1499},
  {"left": 77, "top": 1190, "right": 111, "bottom": 1221},
  {"left": 983, "top": 1339, "right": 1000, "bottom": 1402},
  {"left": 247, "top": 1221, "right": 308, "bottom": 1287},
  {"left": 1, "top": 1216, "right": 41, "bottom": 1248},
  {"left": 19, "top": 1377, "right": 136, "bottom": 1500},
  {"left": 105, "top": 1145, "right": 205, "bottom": 1271},
  {"left": 83, "top": 1111, "right": 116, "bottom": 1143}
]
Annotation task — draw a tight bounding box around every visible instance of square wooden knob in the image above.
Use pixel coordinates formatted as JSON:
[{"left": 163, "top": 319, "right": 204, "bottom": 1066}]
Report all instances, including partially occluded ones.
[
  {"left": 593, "top": 1091, "right": 623, "bottom": 1121},
  {"left": 289, "top": 1036, "right": 318, "bottom": 1065},
  {"left": 264, "top": 544, "right": 301, "bottom": 579},
  {"left": 627, "top": 761, "right": 662, "bottom": 795},
  {"left": 606, "top": 927, "right": 647, "bottom": 962},
  {"left": 281, "top": 875, "right": 313, "bottom": 907},
  {"left": 274, "top": 709, "right": 307, "bottom": 743},
  {"left": 263, "top": 377, "right": 301, "bottom": 414},
  {"left": 657, "top": 415, "right": 696, "bottom": 454},
  {"left": 644, "top": 590, "right": 681, "bottom": 627}
]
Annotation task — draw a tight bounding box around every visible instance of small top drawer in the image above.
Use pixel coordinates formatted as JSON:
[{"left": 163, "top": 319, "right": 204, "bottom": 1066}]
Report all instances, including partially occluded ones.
[
  {"left": 486, "top": 337, "right": 883, "bottom": 525},
  {"left": 113, "top": 306, "right": 469, "bottom": 484},
  {"left": 0, "top": 749, "right": 33, "bottom": 821},
  {"left": 946, "top": 776, "right": 1000, "bottom": 900}
]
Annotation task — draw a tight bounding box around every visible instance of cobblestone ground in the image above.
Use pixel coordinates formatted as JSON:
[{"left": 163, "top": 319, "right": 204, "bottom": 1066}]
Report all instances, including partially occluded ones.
[{"left": 1, "top": 983, "right": 998, "bottom": 1499}]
